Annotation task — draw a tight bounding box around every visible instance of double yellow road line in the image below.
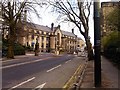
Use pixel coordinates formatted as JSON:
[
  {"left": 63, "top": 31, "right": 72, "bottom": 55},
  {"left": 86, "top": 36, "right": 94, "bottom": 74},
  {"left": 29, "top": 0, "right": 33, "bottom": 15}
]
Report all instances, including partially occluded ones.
[{"left": 63, "top": 63, "right": 85, "bottom": 90}]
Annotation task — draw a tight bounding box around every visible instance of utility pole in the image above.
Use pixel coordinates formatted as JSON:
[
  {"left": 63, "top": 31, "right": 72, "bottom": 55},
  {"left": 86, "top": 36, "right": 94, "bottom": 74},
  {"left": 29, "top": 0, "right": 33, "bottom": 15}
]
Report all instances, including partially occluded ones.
[{"left": 94, "top": 0, "right": 101, "bottom": 87}]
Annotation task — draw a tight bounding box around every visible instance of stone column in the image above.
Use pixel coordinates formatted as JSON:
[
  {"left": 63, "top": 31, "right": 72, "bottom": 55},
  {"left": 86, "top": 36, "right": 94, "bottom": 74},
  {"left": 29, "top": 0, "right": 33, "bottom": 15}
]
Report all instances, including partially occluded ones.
[
  {"left": 65, "top": 38, "right": 69, "bottom": 52},
  {"left": 38, "top": 36, "right": 41, "bottom": 52},
  {"left": 34, "top": 35, "right": 37, "bottom": 49},
  {"left": 44, "top": 36, "right": 46, "bottom": 52},
  {"left": 62, "top": 37, "right": 66, "bottom": 49},
  {"left": 50, "top": 35, "right": 56, "bottom": 53},
  {"left": 23, "top": 37, "right": 26, "bottom": 46},
  {"left": 28, "top": 35, "right": 31, "bottom": 46}
]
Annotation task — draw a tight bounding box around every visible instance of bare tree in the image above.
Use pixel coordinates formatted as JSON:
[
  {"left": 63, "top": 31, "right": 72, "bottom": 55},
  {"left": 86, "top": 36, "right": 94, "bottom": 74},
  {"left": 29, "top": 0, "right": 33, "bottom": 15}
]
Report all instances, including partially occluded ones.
[
  {"left": 2, "top": 0, "right": 43, "bottom": 58},
  {"left": 49, "top": 0, "right": 93, "bottom": 60}
]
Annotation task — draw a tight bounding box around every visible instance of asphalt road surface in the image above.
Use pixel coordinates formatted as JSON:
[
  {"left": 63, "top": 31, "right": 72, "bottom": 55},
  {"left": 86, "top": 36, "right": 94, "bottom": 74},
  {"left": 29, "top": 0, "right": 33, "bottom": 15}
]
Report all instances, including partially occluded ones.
[{"left": 2, "top": 54, "right": 86, "bottom": 89}]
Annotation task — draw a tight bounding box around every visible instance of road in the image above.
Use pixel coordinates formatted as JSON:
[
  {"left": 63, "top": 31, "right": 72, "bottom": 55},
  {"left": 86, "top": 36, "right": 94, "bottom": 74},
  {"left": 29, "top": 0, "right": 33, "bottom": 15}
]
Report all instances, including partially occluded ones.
[{"left": 2, "top": 54, "right": 86, "bottom": 89}]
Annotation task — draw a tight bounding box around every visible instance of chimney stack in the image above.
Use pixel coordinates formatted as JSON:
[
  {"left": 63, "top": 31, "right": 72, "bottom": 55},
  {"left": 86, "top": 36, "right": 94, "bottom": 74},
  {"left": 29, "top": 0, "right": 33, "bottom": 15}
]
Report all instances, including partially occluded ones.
[
  {"left": 58, "top": 25, "right": 60, "bottom": 29},
  {"left": 24, "top": 9, "right": 27, "bottom": 22},
  {"left": 72, "top": 29, "right": 74, "bottom": 34},
  {"left": 51, "top": 23, "right": 54, "bottom": 31}
]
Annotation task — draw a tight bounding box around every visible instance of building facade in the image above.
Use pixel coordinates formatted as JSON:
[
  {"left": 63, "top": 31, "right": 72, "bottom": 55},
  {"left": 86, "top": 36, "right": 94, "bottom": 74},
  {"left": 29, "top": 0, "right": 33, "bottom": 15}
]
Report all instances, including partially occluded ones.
[
  {"left": 2, "top": 20, "right": 85, "bottom": 54},
  {"left": 15, "top": 22, "right": 85, "bottom": 54},
  {"left": 101, "top": 2, "right": 119, "bottom": 36}
]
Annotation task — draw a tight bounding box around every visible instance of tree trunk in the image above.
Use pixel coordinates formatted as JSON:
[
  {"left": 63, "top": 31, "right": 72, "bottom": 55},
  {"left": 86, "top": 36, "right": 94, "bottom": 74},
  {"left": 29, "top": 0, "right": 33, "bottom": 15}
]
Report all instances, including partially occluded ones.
[
  {"left": 85, "top": 38, "right": 94, "bottom": 61},
  {"left": 7, "top": 26, "right": 15, "bottom": 59},
  {"left": 7, "top": 38, "right": 14, "bottom": 59}
]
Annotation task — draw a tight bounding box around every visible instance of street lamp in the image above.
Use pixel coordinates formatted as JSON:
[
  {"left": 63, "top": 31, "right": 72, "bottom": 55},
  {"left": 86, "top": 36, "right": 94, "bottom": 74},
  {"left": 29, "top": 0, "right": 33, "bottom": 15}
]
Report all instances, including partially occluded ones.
[
  {"left": 94, "top": 0, "right": 101, "bottom": 87},
  {"left": 35, "top": 36, "right": 39, "bottom": 56}
]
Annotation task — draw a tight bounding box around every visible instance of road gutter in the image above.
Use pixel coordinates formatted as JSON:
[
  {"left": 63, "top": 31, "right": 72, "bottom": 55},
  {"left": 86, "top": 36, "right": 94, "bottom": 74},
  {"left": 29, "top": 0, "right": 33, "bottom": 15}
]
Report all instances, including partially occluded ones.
[{"left": 63, "top": 60, "right": 88, "bottom": 90}]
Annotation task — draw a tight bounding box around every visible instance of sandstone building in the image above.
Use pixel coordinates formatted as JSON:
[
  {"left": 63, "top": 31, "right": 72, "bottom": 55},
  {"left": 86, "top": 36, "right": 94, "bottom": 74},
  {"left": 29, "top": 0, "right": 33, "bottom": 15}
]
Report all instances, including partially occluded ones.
[{"left": 10, "top": 22, "right": 85, "bottom": 54}]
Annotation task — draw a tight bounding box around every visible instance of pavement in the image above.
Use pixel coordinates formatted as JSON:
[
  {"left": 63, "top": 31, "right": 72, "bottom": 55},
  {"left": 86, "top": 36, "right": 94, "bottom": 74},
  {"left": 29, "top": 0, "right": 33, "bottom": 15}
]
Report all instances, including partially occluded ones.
[{"left": 77, "top": 56, "right": 119, "bottom": 89}]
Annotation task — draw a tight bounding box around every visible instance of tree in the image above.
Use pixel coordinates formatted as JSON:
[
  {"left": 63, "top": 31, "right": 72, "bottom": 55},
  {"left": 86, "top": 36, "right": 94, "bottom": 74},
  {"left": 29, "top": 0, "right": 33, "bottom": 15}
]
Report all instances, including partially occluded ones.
[
  {"left": 49, "top": 0, "right": 93, "bottom": 60},
  {"left": 106, "top": 6, "right": 120, "bottom": 31},
  {"left": 2, "top": 0, "right": 43, "bottom": 59}
]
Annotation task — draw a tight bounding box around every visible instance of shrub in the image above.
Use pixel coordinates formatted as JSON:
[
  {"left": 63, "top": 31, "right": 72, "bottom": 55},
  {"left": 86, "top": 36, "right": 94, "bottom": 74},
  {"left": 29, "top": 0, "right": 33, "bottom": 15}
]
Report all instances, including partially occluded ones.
[
  {"left": 14, "top": 43, "right": 25, "bottom": 55},
  {"left": 24, "top": 45, "right": 33, "bottom": 51},
  {"left": 102, "top": 31, "right": 120, "bottom": 68},
  {"left": 2, "top": 39, "right": 25, "bottom": 57}
]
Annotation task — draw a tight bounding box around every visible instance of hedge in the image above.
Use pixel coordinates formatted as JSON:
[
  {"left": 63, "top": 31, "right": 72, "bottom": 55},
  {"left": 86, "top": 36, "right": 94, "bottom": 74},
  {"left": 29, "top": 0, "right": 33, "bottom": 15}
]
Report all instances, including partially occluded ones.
[
  {"left": 2, "top": 39, "right": 25, "bottom": 57},
  {"left": 14, "top": 43, "right": 25, "bottom": 55},
  {"left": 102, "top": 31, "right": 120, "bottom": 69}
]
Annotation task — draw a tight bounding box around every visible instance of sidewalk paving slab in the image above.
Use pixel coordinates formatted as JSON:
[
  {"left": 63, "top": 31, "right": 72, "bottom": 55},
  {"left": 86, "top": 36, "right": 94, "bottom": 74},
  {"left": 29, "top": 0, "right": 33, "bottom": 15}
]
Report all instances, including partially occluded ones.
[{"left": 79, "top": 56, "right": 119, "bottom": 89}]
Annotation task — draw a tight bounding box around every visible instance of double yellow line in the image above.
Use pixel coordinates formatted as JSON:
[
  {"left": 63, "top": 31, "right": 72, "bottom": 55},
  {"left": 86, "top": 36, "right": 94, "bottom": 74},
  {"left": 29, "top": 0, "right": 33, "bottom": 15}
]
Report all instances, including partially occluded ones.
[{"left": 63, "top": 64, "right": 84, "bottom": 90}]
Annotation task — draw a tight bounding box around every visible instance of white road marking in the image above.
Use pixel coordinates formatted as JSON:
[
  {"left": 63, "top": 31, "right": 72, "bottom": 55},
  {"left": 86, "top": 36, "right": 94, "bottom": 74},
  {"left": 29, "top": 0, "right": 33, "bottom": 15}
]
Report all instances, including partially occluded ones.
[
  {"left": 33, "top": 83, "right": 46, "bottom": 90},
  {"left": 2, "top": 59, "right": 41, "bottom": 69},
  {"left": 47, "top": 64, "right": 61, "bottom": 72},
  {"left": 1, "top": 57, "right": 52, "bottom": 69},
  {"left": 26, "top": 54, "right": 34, "bottom": 56},
  {"left": 65, "top": 61, "right": 69, "bottom": 63},
  {"left": 8, "top": 77, "right": 35, "bottom": 90},
  {"left": 2, "top": 55, "right": 42, "bottom": 63},
  {"left": 65, "top": 60, "right": 71, "bottom": 63}
]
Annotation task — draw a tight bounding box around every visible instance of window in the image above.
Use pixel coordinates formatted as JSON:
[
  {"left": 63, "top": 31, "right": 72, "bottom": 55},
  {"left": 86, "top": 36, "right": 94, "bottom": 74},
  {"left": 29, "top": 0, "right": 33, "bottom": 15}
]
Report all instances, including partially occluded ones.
[
  {"left": 32, "top": 34, "right": 34, "bottom": 39},
  {"left": 42, "top": 43, "right": 44, "bottom": 48},
  {"left": 37, "top": 31, "right": 39, "bottom": 34},
  {"left": 46, "top": 37, "right": 49, "bottom": 41},
  {"left": 57, "top": 33, "right": 60, "bottom": 45},
  {"left": 42, "top": 31, "right": 44, "bottom": 35},
  {"left": 46, "top": 32, "right": 49, "bottom": 35},
  {"left": 42, "top": 36, "right": 44, "bottom": 41},
  {"left": 46, "top": 43, "right": 50, "bottom": 48}
]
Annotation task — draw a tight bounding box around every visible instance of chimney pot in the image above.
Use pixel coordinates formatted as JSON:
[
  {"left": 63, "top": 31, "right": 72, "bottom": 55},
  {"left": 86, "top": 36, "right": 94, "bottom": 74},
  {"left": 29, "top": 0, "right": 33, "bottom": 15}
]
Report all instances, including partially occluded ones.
[
  {"left": 72, "top": 29, "right": 74, "bottom": 34},
  {"left": 58, "top": 25, "right": 60, "bottom": 29},
  {"left": 51, "top": 23, "right": 54, "bottom": 30}
]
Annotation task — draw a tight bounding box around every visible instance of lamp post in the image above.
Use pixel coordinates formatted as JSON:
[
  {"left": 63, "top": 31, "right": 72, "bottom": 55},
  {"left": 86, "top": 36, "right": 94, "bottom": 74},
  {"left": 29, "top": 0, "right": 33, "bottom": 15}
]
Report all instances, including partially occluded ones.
[
  {"left": 94, "top": 0, "right": 101, "bottom": 87},
  {"left": 35, "top": 36, "right": 39, "bottom": 56}
]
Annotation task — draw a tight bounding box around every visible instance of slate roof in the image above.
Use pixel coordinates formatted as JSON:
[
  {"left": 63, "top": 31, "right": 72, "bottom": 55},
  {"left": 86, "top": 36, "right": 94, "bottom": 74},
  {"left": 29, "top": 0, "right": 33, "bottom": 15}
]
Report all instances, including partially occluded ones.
[
  {"left": 23, "top": 22, "right": 77, "bottom": 37},
  {"left": 23, "top": 22, "right": 52, "bottom": 32},
  {"left": 78, "top": 37, "right": 82, "bottom": 40},
  {"left": 61, "top": 30, "right": 76, "bottom": 37}
]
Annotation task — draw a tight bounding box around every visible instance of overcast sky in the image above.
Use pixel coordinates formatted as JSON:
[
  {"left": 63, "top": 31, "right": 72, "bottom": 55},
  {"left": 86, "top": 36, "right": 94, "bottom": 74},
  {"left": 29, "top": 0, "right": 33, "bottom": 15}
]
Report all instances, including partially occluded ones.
[{"left": 29, "top": 0, "right": 116, "bottom": 45}]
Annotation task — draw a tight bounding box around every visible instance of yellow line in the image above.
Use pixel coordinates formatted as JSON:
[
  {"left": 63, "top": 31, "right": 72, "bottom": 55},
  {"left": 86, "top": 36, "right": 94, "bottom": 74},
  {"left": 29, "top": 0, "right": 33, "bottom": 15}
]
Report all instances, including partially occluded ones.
[{"left": 63, "top": 64, "right": 83, "bottom": 89}]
